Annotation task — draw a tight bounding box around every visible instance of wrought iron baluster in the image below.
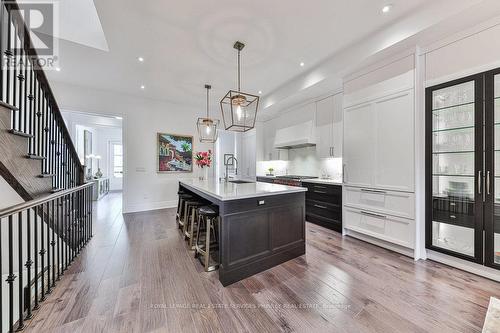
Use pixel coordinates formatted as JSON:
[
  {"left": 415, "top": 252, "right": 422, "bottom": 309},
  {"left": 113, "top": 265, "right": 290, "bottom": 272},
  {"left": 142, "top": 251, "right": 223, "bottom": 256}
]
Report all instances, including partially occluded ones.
[
  {"left": 12, "top": 16, "right": 17, "bottom": 130},
  {"left": 26, "top": 207, "right": 33, "bottom": 319},
  {"left": 34, "top": 205, "right": 39, "bottom": 308},
  {"left": 46, "top": 201, "right": 51, "bottom": 294},
  {"left": 18, "top": 211, "right": 25, "bottom": 330},
  {"left": 51, "top": 199, "right": 56, "bottom": 287},
  {"left": 7, "top": 214, "right": 16, "bottom": 333},
  {"left": 39, "top": 202, "right": 45, "bottom": 301}
]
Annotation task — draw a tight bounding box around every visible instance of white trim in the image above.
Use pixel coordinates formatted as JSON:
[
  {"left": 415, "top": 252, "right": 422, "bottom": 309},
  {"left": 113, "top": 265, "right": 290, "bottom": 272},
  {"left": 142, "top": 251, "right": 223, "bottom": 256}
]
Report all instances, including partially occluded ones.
[
  {"left": 427, "top": 250, "right": 500, "bottom": 283},
  {"left": 344, "top": 229, "right": 415, "bottom": 258},
  {"left": 424, "top": 59, "right": 500, "bottom": 88},
  {"left": 123, "top": 200, "right": 177, "bottom": 214},
  {"left": 414, "top": 49, "right": 427, "bottom": 260},
  {"left": 420, "top": 15, "right": 500, "bottom": 55}
]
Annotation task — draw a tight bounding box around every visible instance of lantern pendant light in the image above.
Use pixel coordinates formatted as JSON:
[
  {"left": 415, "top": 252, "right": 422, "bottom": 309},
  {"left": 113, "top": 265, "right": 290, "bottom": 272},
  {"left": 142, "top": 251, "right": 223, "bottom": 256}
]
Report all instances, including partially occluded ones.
[
  {"left": 220, "top": 41, "right": 259, "bottom": 132},
  {"left": 197, "top": 84, "right": 219, "bottom": 143}
]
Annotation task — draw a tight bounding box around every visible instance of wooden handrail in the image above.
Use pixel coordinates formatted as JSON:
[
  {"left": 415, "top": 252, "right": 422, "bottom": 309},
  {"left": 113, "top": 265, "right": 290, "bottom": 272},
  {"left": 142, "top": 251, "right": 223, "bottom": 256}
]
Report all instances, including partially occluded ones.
[{"left": 0, "top": 182, "right": 93, "bottom": 218}]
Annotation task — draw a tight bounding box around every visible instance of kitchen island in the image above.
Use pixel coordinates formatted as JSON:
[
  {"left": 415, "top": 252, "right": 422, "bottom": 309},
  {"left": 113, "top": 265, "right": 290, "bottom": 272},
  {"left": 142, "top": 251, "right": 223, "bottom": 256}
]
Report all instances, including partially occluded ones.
[{"left": 179, "top": 179, "right": 307, "bottom": 286}]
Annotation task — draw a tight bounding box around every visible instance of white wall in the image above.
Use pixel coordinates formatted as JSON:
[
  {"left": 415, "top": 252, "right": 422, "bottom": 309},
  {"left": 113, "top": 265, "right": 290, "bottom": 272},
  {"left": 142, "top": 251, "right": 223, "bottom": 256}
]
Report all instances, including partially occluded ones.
[{"left": 52, "top": 82, "right": 214, "bottom": 213}]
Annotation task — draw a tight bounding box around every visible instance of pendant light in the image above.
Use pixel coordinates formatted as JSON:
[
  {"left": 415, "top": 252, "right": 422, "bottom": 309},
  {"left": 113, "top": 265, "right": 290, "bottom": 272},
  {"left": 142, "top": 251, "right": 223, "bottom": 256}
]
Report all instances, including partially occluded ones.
[
  {"left": 220, "top": 41, "right": 259, "bottom": 132},
  {"left": 197, "top": 84, "right": 219, "bottom": 143}
]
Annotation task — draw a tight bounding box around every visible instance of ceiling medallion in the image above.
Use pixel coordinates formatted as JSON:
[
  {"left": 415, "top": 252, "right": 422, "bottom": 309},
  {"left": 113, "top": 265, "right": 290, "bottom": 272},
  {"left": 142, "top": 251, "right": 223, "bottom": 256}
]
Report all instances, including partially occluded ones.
[{"left": 220, "top": 41, "right": 259, "bottom": 132}]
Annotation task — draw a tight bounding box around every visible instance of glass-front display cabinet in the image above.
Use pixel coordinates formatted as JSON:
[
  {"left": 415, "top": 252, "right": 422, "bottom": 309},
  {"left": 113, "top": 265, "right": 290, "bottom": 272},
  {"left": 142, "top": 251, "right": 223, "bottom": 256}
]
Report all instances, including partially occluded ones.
[
  {"left": 485, "top": 69, "right": 500, "bottom": 269},
  {"left": 426, "top": 69, "right": 500, "bottom": 270}
]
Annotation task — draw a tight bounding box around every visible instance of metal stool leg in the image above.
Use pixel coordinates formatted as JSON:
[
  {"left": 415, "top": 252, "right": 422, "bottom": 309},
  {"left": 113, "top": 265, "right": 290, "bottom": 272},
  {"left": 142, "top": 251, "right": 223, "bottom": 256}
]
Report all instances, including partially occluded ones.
[
  {"left": 205, "top": 217, "right": 211, "bottom": 271},
  {"left": 194, "top": 213, "right": 203, "bottom": 258}
]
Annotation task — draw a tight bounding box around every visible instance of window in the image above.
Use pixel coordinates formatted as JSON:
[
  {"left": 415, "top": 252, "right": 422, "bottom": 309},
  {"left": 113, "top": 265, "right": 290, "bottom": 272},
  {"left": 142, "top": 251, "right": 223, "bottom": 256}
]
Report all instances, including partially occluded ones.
[{"left": 112, "top": 144, "right": 123, "bottom": 178}]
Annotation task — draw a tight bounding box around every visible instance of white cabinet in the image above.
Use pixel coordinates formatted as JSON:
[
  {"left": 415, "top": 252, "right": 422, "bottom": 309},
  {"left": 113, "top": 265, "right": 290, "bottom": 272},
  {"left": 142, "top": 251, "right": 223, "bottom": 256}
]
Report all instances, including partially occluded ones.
[
  {"left": 343, "top": 102, "right": 374, "bottom": 187},
  {"left": 240, "top": 130, "right": 257, "bottom": 178},
  {"left": 343, "top": 89, "right": 414, "bottom": 192},
  {"left": 316, "top": 93, "right": 343, "bottom": 159}
]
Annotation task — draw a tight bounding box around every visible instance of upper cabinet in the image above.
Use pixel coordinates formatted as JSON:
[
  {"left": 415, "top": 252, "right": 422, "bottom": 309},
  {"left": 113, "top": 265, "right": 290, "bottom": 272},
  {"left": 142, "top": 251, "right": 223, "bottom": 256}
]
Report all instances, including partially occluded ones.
[
  {"left": 316, "top": 93, "right": 343, "bottom": 159},
  {"left": 343, "top": 71, "right": 415, "bottom": 192}
]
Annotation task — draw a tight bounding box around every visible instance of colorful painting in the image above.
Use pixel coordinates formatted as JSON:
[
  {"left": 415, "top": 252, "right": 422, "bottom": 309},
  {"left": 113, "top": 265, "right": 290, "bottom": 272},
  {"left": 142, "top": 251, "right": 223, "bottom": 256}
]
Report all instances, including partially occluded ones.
[{"left": 157, "top": 133, "right": 193, "bottom": 172}]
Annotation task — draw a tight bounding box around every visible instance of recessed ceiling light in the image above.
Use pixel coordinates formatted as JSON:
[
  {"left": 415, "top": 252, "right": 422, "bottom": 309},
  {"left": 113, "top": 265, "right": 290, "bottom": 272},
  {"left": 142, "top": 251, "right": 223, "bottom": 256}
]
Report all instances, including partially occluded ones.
[
  {"left": 300, "top": 62, "right": 305, "bottom": 67},
  {"left": 115, "top": 116, "right": 123, "bottom": 120},
  {"left": 140, "top": 85, "right": 145, "bottom": 90},
  {"left": 55, "top": 67, "right": 61, "bottom": 72},
  {"left": 382, "top": 4, "right": 393, "bottom": 13},
  {"left": 138, "top": 57, "right": 144, "bottom": 62},
  {"left": 258, "top": 90, "right": 262, "bottom": 94}
]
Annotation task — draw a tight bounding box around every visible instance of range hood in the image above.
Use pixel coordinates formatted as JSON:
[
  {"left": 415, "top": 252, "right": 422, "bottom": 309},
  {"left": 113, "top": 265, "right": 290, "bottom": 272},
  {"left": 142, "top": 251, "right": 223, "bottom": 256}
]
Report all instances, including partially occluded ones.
[{"left": 274, "top": 120, "right": 316, "bottom": 149}]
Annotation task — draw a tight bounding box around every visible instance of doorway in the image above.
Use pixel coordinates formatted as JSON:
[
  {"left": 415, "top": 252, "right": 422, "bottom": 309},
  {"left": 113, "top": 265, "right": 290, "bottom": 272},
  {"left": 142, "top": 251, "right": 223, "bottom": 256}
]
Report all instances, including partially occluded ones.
[{"left": 109, "top": 141, "right": 123, "bottom": 191}]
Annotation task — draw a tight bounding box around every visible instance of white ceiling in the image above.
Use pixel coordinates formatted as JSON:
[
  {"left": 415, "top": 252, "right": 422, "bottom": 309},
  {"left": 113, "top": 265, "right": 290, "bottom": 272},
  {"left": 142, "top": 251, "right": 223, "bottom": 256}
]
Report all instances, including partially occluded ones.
[{"left": 46, "top": 0, "right": 488, "bottom": 120}]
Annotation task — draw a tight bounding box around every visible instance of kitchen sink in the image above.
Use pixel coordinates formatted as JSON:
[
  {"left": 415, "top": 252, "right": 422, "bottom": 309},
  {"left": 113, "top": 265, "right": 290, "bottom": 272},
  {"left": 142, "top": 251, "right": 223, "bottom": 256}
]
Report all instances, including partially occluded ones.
[{"left": 228, "top": 180, "right": 255, "bottom": 184}]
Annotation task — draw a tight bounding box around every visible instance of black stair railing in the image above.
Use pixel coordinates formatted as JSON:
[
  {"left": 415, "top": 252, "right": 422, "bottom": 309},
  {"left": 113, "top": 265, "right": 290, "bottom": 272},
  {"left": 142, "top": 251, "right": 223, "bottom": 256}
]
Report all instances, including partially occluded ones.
[
  {"left": 0, "top": 0, "right": 84, "bottom": 191},
  {"left": 0, "top": 183, "right": 93, "bottom": 333}
]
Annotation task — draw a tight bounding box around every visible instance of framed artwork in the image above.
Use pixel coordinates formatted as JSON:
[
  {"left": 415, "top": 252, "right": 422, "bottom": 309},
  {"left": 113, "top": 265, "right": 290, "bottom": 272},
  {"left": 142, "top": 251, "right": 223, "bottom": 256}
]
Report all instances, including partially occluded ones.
[{"left": 157, "top": 133, "right": 193, "bottom": 173}]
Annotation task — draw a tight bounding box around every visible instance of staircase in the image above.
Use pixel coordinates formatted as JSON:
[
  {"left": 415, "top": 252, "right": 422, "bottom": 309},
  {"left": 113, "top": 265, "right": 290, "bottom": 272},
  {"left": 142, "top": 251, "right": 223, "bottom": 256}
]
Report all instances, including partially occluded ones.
[{"left": 0, "top": 1, "right": 93, "bottom": 332}]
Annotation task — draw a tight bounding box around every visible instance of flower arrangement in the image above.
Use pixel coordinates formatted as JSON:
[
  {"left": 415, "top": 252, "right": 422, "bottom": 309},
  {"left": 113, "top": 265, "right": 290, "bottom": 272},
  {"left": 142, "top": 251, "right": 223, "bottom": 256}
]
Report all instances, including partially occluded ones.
[{"left": 194, "top": 150, "right": 212, "bottom": 168}]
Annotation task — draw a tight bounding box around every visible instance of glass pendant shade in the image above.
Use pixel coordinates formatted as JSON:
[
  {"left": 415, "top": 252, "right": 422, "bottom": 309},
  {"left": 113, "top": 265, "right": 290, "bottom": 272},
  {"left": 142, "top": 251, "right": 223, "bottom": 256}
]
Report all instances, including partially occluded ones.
[
  {"left": 220, "top": 41, "right": 259, "bottom": 132},
  {"left": 197, "top": 84, "right": 219, "bottom": 143}
]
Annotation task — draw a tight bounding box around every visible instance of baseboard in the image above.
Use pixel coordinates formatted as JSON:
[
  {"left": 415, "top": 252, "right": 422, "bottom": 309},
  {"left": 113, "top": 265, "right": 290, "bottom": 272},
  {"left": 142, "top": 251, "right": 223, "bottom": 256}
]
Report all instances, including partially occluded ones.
[
  {"left": 427, "top": 250, "right": 500, "bottom": 283},
  {"left": 344, "top": 228, "right": 415, "bottom": 258},
  {"left": 123, "top": 200, "right": 177, "bottom": 214}
]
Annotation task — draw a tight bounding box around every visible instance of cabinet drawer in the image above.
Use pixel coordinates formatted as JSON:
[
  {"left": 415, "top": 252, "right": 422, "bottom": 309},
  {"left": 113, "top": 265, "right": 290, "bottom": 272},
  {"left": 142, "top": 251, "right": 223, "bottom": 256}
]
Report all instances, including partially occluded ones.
[
  {"left": 344, "top": 186, "right": 414, "bottom": 219},
  {"left": 344, "top": 207, "right": 415, "bottom": 249},
  {"left": 304, "top": 183, "right": 342, "bottom": 203},
  {"left": 306, "top": 199, "right": 341, "bottom": 220}
]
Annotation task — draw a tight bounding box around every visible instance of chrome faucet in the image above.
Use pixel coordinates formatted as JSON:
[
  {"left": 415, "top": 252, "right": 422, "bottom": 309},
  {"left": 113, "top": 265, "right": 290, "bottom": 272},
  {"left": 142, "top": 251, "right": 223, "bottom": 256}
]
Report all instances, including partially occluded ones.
[{"left": 224, "top": 156, "right": 238, "bottom": 182}]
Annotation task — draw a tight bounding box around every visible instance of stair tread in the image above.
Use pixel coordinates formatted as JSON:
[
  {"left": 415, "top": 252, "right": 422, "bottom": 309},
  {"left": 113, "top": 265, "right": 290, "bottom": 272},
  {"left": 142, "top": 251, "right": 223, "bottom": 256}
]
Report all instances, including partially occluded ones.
[
  {"left": 0, "top": 100, "right": 18, "bottom": 111},
  {"left": 26, "top": 154, "right": 46, "bottom": 160},
  {"left": 39, "top": 173, "right": 56, "bottom": 178},
  {"left": 9, "top": 129, "right": 33, "bottom": 138}
]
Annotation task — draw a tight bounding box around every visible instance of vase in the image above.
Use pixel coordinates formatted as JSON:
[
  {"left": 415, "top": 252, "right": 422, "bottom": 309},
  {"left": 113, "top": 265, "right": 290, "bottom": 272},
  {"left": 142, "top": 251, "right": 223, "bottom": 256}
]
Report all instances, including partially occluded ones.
[{"left": 198, "top": 167, "right": 209, "bottom": 180}]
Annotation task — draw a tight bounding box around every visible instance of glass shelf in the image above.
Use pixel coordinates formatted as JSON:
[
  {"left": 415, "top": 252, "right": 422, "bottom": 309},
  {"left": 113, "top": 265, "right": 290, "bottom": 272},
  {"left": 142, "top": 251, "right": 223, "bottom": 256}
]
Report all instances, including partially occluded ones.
[
  {"left": 433, "top": 174, "right": 474, "bottom": 177},
  {"left": 432, "top": 101, "right": 474, "bottom": 112},
  {"left": 432, "top": 151, "right": 473, "bottom": 155},
  {"left": 432, "top": 125, "right": 474, "bottom": 133}
]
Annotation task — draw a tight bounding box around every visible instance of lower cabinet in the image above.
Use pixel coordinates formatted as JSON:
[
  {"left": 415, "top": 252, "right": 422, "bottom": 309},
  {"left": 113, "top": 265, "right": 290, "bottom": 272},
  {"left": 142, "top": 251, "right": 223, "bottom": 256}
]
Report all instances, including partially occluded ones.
[
  {"left": 343, "top": 185, "right": 415, "bottom": 250},
  {"left": 303, "top": 182, "right": 342, "bottom": 232},
  {"left": 344, "top": 206, "right": 415, "bottom": 249}
]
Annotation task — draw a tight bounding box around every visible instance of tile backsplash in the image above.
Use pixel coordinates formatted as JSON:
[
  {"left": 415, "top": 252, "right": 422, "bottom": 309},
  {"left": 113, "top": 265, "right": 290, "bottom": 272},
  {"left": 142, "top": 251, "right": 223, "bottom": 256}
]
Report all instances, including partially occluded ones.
[{"left": 257, "top": 146, "right": 342, "bottom": 181}]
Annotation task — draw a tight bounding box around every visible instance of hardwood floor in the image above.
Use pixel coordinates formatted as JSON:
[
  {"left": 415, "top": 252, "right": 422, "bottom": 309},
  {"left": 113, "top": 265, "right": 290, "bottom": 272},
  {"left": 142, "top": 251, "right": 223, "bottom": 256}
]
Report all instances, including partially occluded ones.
[{"left": 22, "top": 192, "right": 499, "bottom": 333}]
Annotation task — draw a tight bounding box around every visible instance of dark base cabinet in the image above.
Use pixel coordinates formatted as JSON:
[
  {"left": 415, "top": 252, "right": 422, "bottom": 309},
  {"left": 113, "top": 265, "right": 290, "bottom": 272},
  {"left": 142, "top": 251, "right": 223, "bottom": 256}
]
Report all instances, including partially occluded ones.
[{"left": 303, "top": 182, "right": 342, "bottom": 232}]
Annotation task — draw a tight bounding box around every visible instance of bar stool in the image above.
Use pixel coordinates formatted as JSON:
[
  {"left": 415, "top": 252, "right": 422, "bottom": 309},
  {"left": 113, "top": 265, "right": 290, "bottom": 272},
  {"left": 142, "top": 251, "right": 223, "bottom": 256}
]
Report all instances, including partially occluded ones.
[
  {"left": 182, "top": 200, "right": 206, "bottom": 245},
  {"left": 194, "top": 206, "right": 219, "bottom": 272},
  {"left": 176, "top": 192, "right": 192, "bottom": 229}
]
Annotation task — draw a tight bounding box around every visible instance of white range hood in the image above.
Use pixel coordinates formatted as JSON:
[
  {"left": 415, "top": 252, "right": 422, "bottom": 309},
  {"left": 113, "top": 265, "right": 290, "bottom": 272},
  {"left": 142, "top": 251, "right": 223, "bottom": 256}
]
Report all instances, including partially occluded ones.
[{"left": 274, "top": 120, "right": 316, "bottom": 149}]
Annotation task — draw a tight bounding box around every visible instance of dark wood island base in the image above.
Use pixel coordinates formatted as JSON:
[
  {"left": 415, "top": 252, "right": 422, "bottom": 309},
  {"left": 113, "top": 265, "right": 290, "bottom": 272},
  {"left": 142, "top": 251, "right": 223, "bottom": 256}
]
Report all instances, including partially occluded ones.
[{"left": 179, "top": 182, "right": 306, "bottom": 286}]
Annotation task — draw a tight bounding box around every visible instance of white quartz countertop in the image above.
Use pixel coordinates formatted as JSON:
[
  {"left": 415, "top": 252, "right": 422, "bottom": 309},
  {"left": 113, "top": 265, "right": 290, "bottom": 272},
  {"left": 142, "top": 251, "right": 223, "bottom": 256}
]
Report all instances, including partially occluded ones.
[{"left": 179, "top": 179, "right": 307, "bottom": 201}]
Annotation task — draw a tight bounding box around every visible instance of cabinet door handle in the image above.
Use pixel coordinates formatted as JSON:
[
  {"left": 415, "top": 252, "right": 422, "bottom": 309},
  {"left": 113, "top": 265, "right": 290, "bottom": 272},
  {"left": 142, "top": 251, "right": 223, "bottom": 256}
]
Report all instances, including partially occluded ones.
[
  {"left": 478, "top": 170, "right": 482, "bottom": 194},
  {"left": 361, "top": 188, "right": 386, "bottom": 194},
  {"left": 314, "top": 204, "right": 328, "bottom": 209},
  {"left": 487, "top": 171, "right": 491, "bottom": 195},
  {"left": 342, "top": 164, "right": 346, "bottom": 183},
  {"left": 360, "top": 210, "right": 387, "bottom": 219},
  {"left": 314, "top": 190, "right": 327, "bottom": 194}
]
